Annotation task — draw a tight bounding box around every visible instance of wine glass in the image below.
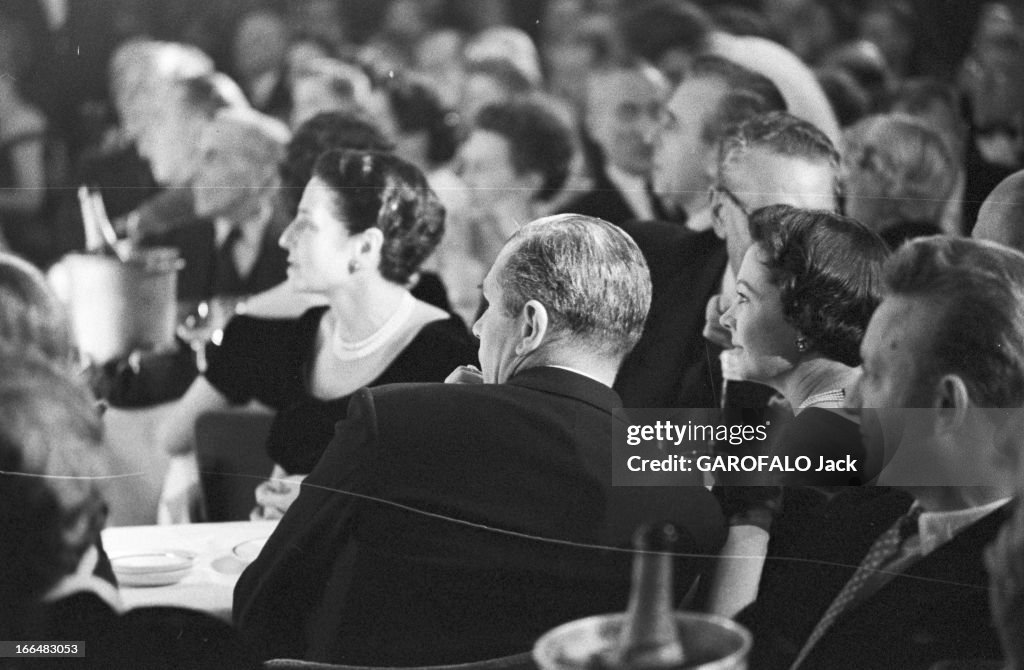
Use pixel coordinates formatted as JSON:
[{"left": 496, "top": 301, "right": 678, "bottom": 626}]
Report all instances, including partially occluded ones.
[
  {"left": 177, "top": 297, "right": 245, "bottom": 372},
  {"left": 177, "top": 300, "right": 215, "bottom": 373}
]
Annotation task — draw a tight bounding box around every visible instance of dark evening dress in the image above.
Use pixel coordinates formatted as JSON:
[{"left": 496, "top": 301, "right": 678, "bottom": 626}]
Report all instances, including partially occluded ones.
[{"left": 204, "top": 306, "right": 477, "bottom": 474}]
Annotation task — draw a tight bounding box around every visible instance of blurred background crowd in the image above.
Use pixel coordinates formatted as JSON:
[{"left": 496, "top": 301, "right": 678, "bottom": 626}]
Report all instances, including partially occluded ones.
[{"left": 0, "top": 0, "right": 1022, "bottom": 276}]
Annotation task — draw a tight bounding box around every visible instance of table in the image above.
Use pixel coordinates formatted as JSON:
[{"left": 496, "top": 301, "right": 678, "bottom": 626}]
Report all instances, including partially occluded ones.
[{"left": 101, "top": 520, "right": 278, "bottom": 620}]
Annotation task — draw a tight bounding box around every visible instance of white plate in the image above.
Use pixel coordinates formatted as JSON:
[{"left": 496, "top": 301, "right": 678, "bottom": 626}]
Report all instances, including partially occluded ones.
[
  {"left": 232, "top": 536, "right": 270, "bottom": 563},
  {"left": 111, "top": 551, "right": 195, "bottom": 587}
]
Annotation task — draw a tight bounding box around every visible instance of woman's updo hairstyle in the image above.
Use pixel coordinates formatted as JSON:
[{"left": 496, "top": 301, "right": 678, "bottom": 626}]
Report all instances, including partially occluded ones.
[
  {"left": 312, "top": 150, "right": 445, "bottom": 284},
  {"left": 748, "top": 204, "right": 889, "bottom": 366}
]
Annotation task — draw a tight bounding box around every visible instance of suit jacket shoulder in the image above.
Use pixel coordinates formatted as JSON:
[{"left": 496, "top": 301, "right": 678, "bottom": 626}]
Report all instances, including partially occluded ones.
[
  {"left": 557, "top": 167, "right": 637, "bottom": 227},
  {"left": 615, "top": 222, "right": 729, "bottom": 408}
]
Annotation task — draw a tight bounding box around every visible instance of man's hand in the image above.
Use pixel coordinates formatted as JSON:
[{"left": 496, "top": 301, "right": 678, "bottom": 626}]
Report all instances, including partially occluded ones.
[
  {"left": 703, "top": 294, "right": 733, "bottom": 349},
  {"left": 445, "top": 365, "right": 484, "bottom": 384},
  {"left": 251, "top": 467, "right": 306, "bottom": 520}
]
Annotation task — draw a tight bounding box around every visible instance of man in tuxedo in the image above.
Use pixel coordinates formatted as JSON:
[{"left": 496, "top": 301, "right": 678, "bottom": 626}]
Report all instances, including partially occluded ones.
[
  {"left": 148, "top": 107, "right": 291, "bottom": 300},
  {"left": 234, "top": 214, "right": 726, "bottom": 664},
  {"left": 129, "top": 71, "right": 251, "bottom": 244},
  {"left": 557, "top": 59, "right": 669, "bottom": 226},
  {"left": 740, "top": 236, "right": 1023, "bottom": 669},
  {"left": 615, "top": 109, "right": 838, "bottom": 410}
]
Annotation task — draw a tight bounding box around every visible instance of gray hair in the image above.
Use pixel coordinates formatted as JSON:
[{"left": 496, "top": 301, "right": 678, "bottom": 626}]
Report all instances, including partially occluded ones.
[
  {"left": 108, "top": 40, "right": 213, "bottom": 118},
  {"left": 500, "top": 214, "right": 652, "bottom": 359},
  {"left": 719, "top": 111, "right": 841, "bottom": 208},
  {"left": 206, "top": 107, "right": 290, "bottom": 170},
  {"left": 842, "top": 113, "right": 957, "bottom": 231},
  {"left": 885, "top": 236, "right": 1024, "bottom": 407}
]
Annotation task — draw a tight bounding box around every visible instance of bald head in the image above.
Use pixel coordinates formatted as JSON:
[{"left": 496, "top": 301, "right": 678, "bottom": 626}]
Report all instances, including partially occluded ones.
[{"left": 973, "top": 170, "right": 1024, "bottom": 253}]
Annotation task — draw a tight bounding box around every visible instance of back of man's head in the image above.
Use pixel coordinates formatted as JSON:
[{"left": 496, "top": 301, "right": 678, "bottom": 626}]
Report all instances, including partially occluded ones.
[
  {"left": 884, "top": 236, "right": 1024, "bottom": 407},
  {"left": 973, "top": 170, "right": 1024, "bottom": 253},
  {"left": 501, "top": 214, "right": 651, "bottom": 361},
  {"left": 200, "top": 107, "right": 290, "bottom": 189}
]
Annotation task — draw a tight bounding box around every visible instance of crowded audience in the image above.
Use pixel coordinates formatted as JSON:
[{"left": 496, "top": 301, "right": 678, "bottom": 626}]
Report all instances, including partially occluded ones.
[{"left": 1, "top": 0, "right": 1023, "bottom": 667}]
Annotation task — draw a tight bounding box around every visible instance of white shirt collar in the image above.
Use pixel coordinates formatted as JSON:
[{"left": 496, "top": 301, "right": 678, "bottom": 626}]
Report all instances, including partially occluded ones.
[
  {"left": 685, "top": 206, "right": 715, "bottom": 233},
  {"left": 604, "top": 164, "right": 654, "bottom": 221},
  {"left": 546, "top": 364, "right": 612, "bottom": 387},
  {"left": 914, "top": 497, "right": 1012, "bottom": 556}
]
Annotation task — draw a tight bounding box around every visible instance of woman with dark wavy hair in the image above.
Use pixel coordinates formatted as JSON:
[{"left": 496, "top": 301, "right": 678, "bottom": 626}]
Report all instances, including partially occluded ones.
[
  {"left": 706, "top": 204, "right": 891, "bottom": 617},
  {"left": 157, "top": 150, "right": 477, "bottom": 522},
  {"left": 719, "top": 204, "right": 888, "bottom": 409}
]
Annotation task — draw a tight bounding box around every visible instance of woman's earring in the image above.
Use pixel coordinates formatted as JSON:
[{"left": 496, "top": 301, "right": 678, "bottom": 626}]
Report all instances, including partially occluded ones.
[
  {"left": 796, "top": 336, "right": 809, "bottom": 353},
  {"left": 348, "top": 259, "right": 361, "bottom": 274}
]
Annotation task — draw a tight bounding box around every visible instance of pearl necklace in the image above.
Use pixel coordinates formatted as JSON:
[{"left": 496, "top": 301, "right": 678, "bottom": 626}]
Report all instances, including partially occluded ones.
[{"left": 330, "top": 291, "right": 415, "bottom": 361}]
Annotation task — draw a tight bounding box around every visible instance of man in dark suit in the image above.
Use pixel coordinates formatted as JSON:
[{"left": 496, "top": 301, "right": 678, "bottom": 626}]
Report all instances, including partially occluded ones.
[
  {"left": 739, "top": 236, "right": 1024, "bottom": 669},
  {"left": 558, "top": 59, "right": 668, "bottom": 226},
  {"left": 233, "top": 214, "right": 726, "bottom": 664},
  {"left": 616, "top": 105, "right": 839, "bottom": 410},
  {"left": 149, "top": 106, "right": 290, "bottom": 300}
]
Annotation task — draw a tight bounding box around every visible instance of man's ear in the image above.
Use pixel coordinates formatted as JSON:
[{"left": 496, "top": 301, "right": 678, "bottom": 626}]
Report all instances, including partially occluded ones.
[
  {"left": 934, "top": 373, "right": 972, "bottom": 431},
  {"left": 515, "top": 299, "right": 549, "bottom": 356}
]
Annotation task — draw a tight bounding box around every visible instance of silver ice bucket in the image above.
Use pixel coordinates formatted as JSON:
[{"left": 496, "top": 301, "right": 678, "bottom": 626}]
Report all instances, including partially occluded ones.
[
  {"left": 55, "top": 248, "right": 182, "bottom": 364},
  {"left": 534, "top": 612, "right": 752, "bottom": 670}
]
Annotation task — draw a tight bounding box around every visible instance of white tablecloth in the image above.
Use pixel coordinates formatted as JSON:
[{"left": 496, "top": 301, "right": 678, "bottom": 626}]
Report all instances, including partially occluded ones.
[{"left": 101, "top": 520, "right": 278, "bottom": 620}]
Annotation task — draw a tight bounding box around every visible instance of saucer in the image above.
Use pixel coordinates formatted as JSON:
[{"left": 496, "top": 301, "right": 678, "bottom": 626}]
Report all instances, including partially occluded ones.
[
  {"left": 111, "top": 550, "right": 195, "bottom": 587},
  {"left": 232, "top": 536, "right": 270, "bottom": 564}
]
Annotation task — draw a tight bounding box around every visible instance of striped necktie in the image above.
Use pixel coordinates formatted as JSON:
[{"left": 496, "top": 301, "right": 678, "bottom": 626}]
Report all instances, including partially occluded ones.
[{"left": 789, "top": 505, "right": 924, "bottom": 670}]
